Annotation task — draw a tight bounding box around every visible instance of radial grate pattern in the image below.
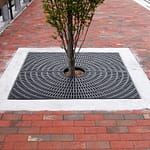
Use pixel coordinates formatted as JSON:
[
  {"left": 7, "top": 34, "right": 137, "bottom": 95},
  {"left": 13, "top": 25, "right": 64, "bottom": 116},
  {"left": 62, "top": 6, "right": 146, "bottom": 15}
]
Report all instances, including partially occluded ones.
[{"left": 8, "top": 53, "right": 140, "bottom": 99}]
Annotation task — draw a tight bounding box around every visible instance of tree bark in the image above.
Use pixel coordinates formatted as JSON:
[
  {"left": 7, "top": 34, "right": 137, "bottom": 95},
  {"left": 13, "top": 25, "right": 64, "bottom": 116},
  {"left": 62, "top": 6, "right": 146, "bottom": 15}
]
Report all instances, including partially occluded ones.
[{"left": 67, "top": 3, "right": 75, "bottom": 77}]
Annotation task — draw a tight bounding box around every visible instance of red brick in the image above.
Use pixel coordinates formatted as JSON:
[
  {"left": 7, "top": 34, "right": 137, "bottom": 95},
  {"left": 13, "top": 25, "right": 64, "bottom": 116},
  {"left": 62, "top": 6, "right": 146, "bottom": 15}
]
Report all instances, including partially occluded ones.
[
  {"left": 53, "top": 120, "right": 74, "bottom": 126},
  {"left": 14, "top": 121, "right": 31, "bottom": 127},
  {"left": 141, "top": 133, "right": 150, "bottom": 140},
  {"left": 0, "top": 144, "right": 3, "bottom": 150},
  {"left": 111, "top": 141, "right": 134, "bottom": 148},
  {"left": 5, "top": 134, "right": 28, "bottom": 142},
  {"left": 2, "top": 142, "right": 14, "bottom": 150},
  {"left": 63, "top": 127, "right": 84, "bottom": 134},
  {"left": 87, "top": 141, "right": 110, "bottom": 149},
  {"left": 32, "top": 120, "right": 53, "bottom": 127},
  {"left": 40, "top": 127, "right": 63, "bottom": 134},
  {"left": 96, "top": 120, "right": 116, "bottom": 126},
  {"left": 63, "top": 142, "right": 86, "bottom": 150},
  {"left": 120, "top": 133, "right": 143, "bottom": 140},
  {"left": 129, "top": 126, "right": 150, "bottom": 133},
  {"left": 136, "top": 120, "right": 150, "bottom": 126},
  {"left": 0, "top": 113, "right": 3, "bottom": 119},
  {"left": 2, "top": 114, "right": 22, "bottom": 120},
  {"left": 0, "top": 135, "right": 5, "bottom": 142},
  {"left": 0, "top": 120, "right": 10, "bottom": 127},
  {"left": 84, "top": 114, "right": 103, "bottom": 120},
  {"left": 97, "top": 134, "right": 120, "bottom": 141},
  {"left": 85, "top": 127, "right": 106, "bottom": 133},
  {"left": 22, "top": 114, "right": 42, "bottom": 120},
  {"left": 38, "top": 142, "right": 62, "bottom": 150},
  {"left": 13, "top": 142, "right": 38, "bottom": 150},
  {"left": 18, "top": 127, "right": 40, "bottom": 134},
  {"left": 75, "top": 134, "right": 97, "bottom": 141},
  {"left": 74, "top": 121, "right": 95, "bottom": 126},
  {"left": 134, "top": 141, "right": 150, "bottom": 148}
]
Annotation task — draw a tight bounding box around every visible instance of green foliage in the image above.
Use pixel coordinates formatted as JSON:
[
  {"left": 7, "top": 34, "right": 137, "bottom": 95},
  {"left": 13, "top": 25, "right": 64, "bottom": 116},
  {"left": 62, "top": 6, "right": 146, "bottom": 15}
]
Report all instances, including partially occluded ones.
[{"left": 43, "top": 0, "right": 105, "bottom": 52}]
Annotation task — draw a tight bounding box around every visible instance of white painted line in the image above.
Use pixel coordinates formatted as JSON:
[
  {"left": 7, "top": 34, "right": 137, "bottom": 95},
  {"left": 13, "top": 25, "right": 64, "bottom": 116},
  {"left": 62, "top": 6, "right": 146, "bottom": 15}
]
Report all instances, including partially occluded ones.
[
  {"left": 0, "top": 47, "right": 150, "bottom": 111},
  {"left": 133, "top": 0, "right": 150, "bottom": 10}
]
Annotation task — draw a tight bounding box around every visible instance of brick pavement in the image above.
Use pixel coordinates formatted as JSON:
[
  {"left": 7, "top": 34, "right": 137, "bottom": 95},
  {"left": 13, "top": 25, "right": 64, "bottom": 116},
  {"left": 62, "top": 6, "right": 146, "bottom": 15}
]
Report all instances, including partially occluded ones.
[
  {"left": 0, "top": 110, "right": 150, "bottom": 150},
  {"left": 0, "top": 0, "right": 150, "bottom": 149}
]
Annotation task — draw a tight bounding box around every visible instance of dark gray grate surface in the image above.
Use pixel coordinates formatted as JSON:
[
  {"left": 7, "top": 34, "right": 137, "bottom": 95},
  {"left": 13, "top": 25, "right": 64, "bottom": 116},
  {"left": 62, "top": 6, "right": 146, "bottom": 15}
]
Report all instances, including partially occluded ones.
[{"left": 8, "top": 53, "right": 140, "bottom": 99}]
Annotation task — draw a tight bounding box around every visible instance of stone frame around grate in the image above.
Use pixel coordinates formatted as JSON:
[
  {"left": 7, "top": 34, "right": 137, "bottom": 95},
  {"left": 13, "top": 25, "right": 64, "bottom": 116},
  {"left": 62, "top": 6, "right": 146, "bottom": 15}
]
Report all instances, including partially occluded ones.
[{"left": 0, "top": 47, "right": 150, "bottom": 111}]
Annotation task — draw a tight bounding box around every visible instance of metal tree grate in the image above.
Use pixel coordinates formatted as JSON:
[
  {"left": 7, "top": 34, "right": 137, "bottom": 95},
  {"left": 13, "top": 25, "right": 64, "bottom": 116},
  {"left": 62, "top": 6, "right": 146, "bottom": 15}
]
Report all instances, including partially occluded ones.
[{"left": 8, "top": 53, "right": 140, "bottom": 99}]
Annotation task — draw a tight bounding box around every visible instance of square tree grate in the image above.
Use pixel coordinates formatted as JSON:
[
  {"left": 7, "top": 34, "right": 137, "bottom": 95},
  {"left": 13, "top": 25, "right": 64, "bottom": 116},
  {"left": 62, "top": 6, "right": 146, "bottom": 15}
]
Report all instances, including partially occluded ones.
[{"left": 8, "top": 53, "right": 140, "bottom": 99}]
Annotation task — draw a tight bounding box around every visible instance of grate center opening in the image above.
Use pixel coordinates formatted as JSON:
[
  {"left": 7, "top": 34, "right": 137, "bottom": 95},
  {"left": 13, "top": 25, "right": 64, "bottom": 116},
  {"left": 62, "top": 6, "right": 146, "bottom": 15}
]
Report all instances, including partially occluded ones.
[{"left": 64, "top": 67, "right": 85, "bottom": 77}]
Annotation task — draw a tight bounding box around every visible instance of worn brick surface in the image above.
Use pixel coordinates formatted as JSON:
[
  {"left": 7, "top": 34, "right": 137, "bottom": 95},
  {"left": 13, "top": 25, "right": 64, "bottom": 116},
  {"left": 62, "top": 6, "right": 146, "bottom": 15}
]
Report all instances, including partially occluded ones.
[
  {"left": 86, "top": 141, "right": 110, "bottom": 149},
  {"left": 28, "top": 134, "right": 50, "bottom": 142},
  {"left": 104, "top": 114, "right": 124, "bottom": 120},
  {"left": 107, "top": 126, "right": 129, "bottom": 133},
  {"left": 63, "top": 114, "right": 84, "bottom": 120},
  {"left": 0, "top": 127, "right": 18, "bottom": 134},
  {"left": 0, "top": 0, "right": 150, "bottom": 149},
  {"left": 124, "top": 114, "right": 144, "bottom": 120},
  {"left": 43, "top": 115, "right": 63, "bottom": 120},
  {"left": 18, "top": 127, "right": 40, "bottom": 134},
  {"left": 2, "top": 114, "right": 22, "bottom": 120},
  {"left": 63, "top": 142, "right": 86, "bottom": 150},
  {"left": 143, "top": 114, "right": 150, "bottom": 119},
  {"left": 116, "top": 120, "right": 137, "bottom": 126},
  {"left": 48, "top": 134, "right": 74, "bottom": 142}
]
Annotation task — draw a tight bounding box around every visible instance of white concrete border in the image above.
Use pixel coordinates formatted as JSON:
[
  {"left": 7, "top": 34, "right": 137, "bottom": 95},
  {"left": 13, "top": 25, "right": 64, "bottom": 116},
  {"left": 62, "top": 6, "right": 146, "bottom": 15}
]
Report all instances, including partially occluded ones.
[
  {"left": 133, "top": 0, "right": 150, "bottom": 11},
  {"left": 0, "top": 47, "right": 150, "bottom": 111}
]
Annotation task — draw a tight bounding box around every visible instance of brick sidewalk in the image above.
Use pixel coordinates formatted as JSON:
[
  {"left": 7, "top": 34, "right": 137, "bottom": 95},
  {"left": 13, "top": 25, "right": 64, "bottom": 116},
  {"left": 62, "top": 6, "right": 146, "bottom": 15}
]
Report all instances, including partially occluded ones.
[
  {"left": 0, "top": 110, "right": 150, "bottom": 150},
  {"left": 0, "top": 0, "right": 150, "bottom": 149}
]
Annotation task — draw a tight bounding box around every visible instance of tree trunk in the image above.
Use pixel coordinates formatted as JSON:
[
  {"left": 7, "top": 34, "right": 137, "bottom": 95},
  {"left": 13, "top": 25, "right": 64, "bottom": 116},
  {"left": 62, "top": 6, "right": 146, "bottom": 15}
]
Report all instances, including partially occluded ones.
[{"left": 67, "top": 3, "right": 75, "bottom": 77}]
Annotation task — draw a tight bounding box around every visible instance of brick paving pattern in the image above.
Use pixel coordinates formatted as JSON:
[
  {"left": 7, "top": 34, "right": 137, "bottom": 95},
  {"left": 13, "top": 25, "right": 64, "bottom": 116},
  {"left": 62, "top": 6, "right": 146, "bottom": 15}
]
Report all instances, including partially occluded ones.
[
  {"left": 0, "top": 0, "right": 150, "bottom": 149},
  {"left": 0, "top": 110, "right": 150, "bottom": 150}
]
